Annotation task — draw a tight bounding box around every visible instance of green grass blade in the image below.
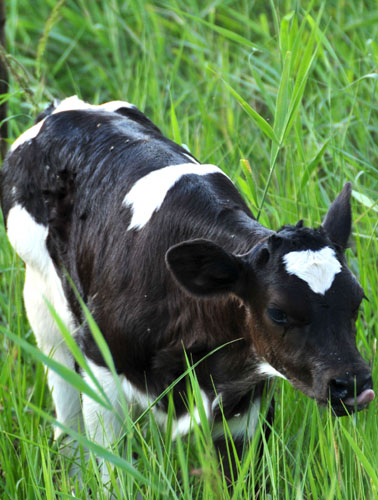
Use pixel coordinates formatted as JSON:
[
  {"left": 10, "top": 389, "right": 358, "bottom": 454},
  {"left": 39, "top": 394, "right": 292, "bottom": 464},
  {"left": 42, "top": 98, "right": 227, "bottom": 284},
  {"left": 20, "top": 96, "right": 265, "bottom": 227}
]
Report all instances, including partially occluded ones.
[
  {"left": 341, "top": 426, "right": 378, "bottom": 491},
  {"left": 217, "top": 74, "right": 278, "bottom": 144},
  {"left": 0, "top": 326, "right": 111, "bottom": 410}
]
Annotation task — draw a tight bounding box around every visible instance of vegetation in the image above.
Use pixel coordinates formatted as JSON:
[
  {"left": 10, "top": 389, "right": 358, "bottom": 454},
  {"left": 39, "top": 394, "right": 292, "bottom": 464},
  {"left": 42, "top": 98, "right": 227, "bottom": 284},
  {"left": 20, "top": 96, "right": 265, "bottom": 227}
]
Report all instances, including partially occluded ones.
[{"left": 0, "top": 1, "right": 377, "bottom": 498}]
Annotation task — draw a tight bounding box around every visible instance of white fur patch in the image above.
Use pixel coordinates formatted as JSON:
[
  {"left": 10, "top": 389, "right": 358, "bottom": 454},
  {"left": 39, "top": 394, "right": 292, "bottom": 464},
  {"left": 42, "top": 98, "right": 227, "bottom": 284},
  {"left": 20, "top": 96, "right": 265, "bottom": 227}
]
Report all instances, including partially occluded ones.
[
  {"left": 172, "top": 390, "right": 210, "bottom": 439},
  {"left": 52, "top": 96, "right": 135, "bottom": 115},
  {"left": 7, "top": 204, "right": 49, "bottom": 273},
  {"left": 10, "top": 120, "right": 46, "bottom": 151},
  {"left": 23, "top": 262, "right": 80, "bottom": 438},
  {"left": 211, "top": 393, "right": 222, "bottom": 412},
  {"left": 8, "top": 205, "right": 80, "bottom": 437},
  {"left": 85, "top": 361, "right": 211, "bottom": 445},
  {"left": 121, "top": 375, "right": 152, "bottom": 412},
  {"left": 123, "top": 163, "right": 226, "bottom": 230},
  {"left": 52, "top": 95, "right": 93, "bottom": 114},
  {"left": 10, "top": 96, "right": 136, "bottom": 151},
  {"left": 82, "top": 361, "right": 124, "bottom": 487},
  {"left": 257, "top": 362, "right": 287, "bottom": 380},
  {"left": 212, "top": 398, "right": 261, "bottom": 440},
  {"left": 83, "top": 361, "right": 124, "bottom": 444},
  {"left": 283, "top": 246, "right": 341, "bottom": 295},
  {"left": 123, "top": 377, "right": 210, "bottom": 439},
  {"left": 99, "top": 100, "right": 135, "bottom": 112},
  {"left": 83, "top": 362, "right": 210, "bottom": 484},
  {"left": 182, "top": 152, "right": 200, "bottom": 164}
]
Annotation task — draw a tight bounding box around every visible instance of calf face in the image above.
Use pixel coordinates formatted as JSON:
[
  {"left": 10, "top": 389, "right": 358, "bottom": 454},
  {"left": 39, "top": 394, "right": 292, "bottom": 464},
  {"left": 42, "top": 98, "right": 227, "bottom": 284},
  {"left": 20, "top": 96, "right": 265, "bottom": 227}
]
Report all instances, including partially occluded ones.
[{"left": 166, "top": 183, "right": 374, "bottom": 416}]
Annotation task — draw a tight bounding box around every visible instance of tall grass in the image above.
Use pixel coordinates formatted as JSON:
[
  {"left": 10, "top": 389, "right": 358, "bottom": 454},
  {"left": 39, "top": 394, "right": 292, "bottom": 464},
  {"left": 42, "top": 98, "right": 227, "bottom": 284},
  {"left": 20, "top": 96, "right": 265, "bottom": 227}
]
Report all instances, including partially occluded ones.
[{"left": 0, "top": 1, "right": 377, "bottom": 498}]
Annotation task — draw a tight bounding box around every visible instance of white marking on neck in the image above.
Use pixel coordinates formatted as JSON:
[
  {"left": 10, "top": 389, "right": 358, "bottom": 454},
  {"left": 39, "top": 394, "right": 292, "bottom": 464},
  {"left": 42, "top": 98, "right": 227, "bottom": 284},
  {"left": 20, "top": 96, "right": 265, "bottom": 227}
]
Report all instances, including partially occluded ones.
[
  {"left": 283, "top": 246, "right": 341, "bottom": 295},
  {"left": 257, "top": 362, "right": 287, "bottom": 380},
  {"left": 123, "top": 163, "right": 226, "bottom": 230}
]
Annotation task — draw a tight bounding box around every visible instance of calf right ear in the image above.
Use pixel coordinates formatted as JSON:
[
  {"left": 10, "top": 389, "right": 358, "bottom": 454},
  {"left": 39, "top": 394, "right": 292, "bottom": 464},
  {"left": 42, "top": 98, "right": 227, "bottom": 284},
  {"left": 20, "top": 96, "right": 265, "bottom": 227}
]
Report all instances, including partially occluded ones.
[
  {"left": 322, "top": 182, "right": 352, "bottom": 251},
  {"left": 165, "top": 239, "right": 245, "bottom": 297}
]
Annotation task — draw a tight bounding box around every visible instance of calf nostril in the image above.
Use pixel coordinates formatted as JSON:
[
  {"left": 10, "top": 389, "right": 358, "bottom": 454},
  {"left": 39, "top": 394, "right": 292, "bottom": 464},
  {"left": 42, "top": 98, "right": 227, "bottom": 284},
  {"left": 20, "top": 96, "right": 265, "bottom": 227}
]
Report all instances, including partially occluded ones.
[
  {"left": 329, "top": 373, "right": 373, "bottom": 404},
  {"left": 329, "top": 377, "right": 349, "bottom": 400},
  {"left": 330, "top": 377, "right": 349, "bottom": 388}
]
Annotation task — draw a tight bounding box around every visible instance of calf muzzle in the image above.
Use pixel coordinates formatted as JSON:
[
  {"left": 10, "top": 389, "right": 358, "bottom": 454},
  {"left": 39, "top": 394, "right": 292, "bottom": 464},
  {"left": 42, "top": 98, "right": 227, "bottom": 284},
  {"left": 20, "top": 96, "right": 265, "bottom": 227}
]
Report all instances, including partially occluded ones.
[{"left": 328, "top": 371, "right": 374, "bottom": 416}]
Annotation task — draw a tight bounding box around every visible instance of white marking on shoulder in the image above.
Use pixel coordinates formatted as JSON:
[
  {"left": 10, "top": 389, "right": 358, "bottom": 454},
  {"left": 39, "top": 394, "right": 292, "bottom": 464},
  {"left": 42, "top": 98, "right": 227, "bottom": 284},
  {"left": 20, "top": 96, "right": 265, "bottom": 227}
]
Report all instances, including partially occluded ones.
[
  {"left": 257, "top": 361, "right": 287, "bottom": 380},
  {"left": 124, "top": 163, "right": 226, "bottom": 230},
  {"left": 10, "top": 96, "right": 137, "bottom": 151},
  {"left": 99, "top": 100, "right": 135, "bottom": 112},
  {"left": 7, "top": 204, "right": 50, "bottom": 272},
  {"left": 10, "top": 119, "right": 46, "bottom": 151},
  {"left": 52, "top": 96, "right": 136, "bottom": 115},
  {"left": 10, "top": 96, "right": 87, "bottom": 151},
  {"left": 52, "top": 95, "right": 92, "bottom": 114},
  {"left": 283, "top": 246, "right": 342, "bottom": 295}
]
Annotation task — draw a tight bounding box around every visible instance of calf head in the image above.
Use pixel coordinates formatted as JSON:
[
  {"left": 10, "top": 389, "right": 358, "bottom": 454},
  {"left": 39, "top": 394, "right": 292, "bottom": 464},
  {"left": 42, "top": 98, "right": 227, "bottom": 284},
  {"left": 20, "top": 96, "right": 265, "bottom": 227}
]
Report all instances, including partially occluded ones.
[{"left": 166, "top": 184, "right": 374, "bottom": 415}]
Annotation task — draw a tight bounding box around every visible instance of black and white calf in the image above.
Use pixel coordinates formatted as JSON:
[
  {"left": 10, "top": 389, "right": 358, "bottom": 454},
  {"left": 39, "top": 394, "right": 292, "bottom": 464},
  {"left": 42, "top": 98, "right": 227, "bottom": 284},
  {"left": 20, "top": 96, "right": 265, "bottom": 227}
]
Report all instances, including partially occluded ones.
[{"left": 1, "top": 96, "right": 374, "bottom": 483}]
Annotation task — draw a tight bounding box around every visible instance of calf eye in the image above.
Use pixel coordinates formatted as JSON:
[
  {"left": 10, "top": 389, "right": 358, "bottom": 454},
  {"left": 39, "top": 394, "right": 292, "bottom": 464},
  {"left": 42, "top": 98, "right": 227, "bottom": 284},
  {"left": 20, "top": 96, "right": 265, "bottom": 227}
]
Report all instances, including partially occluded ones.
[{"left": 267, "top": 308, "right": 288, "bottom": 325}]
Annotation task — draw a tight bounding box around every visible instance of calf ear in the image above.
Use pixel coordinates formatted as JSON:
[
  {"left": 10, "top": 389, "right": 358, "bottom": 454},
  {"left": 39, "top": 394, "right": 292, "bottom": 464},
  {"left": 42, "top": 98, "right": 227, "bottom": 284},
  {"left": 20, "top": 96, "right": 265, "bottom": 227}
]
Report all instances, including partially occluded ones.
[
  {"left": 322, "top": 182, "right": 352, "bottom": 251},
  {"left": 166, "top": 239, "right": 244, "bottom": 297}
]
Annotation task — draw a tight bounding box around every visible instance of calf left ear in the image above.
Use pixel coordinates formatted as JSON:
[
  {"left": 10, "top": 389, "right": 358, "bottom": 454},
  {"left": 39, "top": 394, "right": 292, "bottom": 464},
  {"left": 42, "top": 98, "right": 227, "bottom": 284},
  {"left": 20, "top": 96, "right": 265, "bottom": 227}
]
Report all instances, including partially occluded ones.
[
  {"left": 166, "top": 239, "right": 244, "bottom": 297},
  {"left": 322, "top": 182, "right": 352, "bottom": 251}
]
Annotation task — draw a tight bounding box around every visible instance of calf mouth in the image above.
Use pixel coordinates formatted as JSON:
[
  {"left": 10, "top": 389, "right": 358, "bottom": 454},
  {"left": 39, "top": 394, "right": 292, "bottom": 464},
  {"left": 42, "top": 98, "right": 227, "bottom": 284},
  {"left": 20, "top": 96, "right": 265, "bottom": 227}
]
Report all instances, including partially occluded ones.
[{"left": 330, "top": 388, "right": 375, "bottom": 417}]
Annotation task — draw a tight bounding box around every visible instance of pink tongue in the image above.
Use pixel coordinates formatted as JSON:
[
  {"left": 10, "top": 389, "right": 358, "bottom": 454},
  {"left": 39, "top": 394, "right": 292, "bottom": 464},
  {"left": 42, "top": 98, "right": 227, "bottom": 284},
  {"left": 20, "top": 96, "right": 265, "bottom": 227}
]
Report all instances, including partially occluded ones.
[{"left": 344, "top": 389, "right": 375, "bottom": 406}]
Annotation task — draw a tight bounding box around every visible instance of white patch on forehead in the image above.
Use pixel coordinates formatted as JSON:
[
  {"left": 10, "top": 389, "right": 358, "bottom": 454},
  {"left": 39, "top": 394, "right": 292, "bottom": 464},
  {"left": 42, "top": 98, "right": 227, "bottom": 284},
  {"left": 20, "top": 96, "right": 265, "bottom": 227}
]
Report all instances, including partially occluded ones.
[
  {"left": 283, "top": 246, "right": 342, "bottom": 295},
  {"left": 124, "top": 163, "right": 226, "bottom": 230},
  {"left": 257, "top": 362, "right": 287, "bottom": 380}
]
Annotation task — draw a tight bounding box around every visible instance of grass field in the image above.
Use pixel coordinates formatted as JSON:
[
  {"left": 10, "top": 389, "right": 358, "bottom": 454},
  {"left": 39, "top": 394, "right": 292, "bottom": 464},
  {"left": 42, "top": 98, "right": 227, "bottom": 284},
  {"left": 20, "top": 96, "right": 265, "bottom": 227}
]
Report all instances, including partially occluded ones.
[{"left": 0, "top": 1, "right": 377, "bottom": 499}]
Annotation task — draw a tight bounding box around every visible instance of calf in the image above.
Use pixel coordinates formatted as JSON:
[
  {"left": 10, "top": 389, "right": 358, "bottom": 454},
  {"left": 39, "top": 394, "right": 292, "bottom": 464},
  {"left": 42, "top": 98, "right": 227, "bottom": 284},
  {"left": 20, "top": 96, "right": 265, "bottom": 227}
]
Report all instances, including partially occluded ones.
[{"left": 1, "top": 96, "right": 374, "bottom": 485}]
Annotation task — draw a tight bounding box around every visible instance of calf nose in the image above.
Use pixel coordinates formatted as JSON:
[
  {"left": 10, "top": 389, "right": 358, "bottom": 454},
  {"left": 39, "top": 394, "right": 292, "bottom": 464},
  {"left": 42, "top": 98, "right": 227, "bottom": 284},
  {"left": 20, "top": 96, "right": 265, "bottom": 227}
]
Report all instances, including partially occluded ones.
[{"left": 329, "top": 373, "right": 374, "bottom": 407}]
